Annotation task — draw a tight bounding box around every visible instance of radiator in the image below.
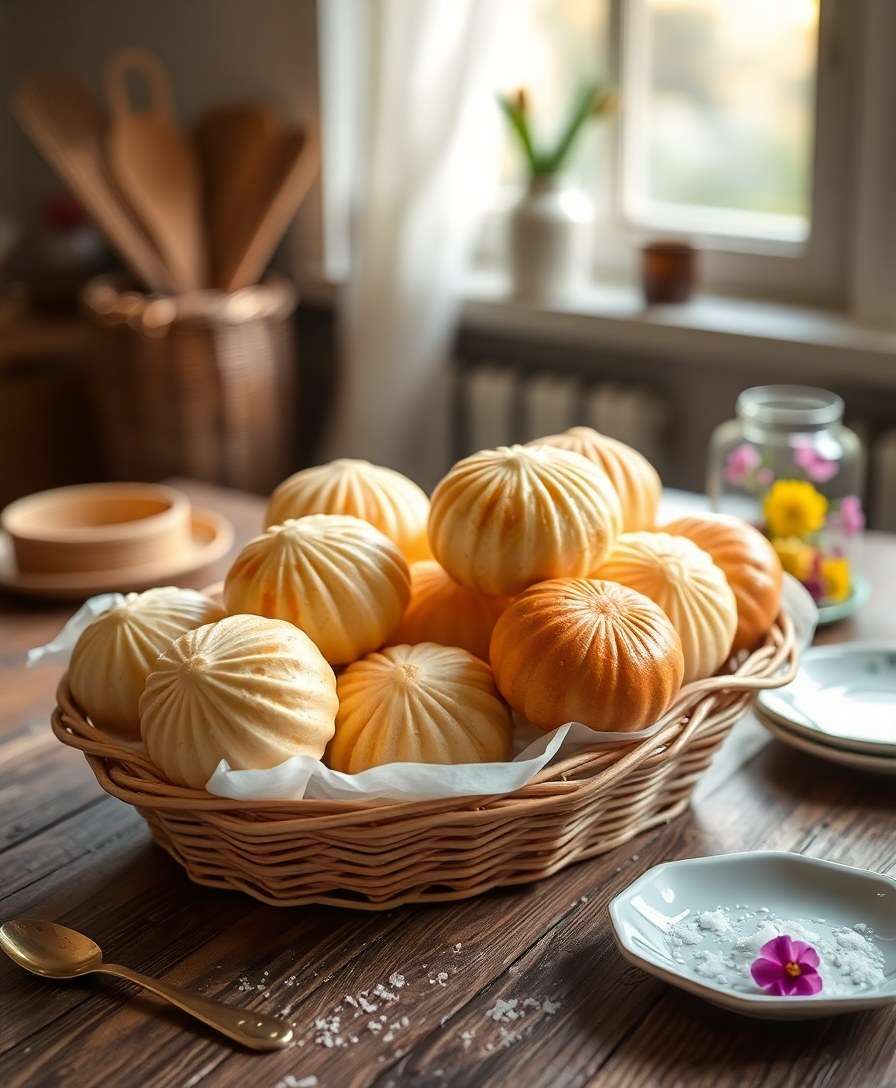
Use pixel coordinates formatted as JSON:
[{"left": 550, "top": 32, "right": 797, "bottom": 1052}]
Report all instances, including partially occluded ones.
[{"left": 458, "top": 364, "right": 667, "bottom": 471}]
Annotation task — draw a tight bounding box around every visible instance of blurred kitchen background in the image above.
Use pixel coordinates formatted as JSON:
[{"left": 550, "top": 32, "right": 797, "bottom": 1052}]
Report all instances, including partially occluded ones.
[{"left": 1, "top": 0, "right": 895, "bottom": 526}]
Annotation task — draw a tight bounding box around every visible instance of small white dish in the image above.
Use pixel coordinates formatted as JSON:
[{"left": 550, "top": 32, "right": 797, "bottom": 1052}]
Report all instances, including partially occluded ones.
[
  {"left": 609, "top": 852, "right": 896, "bottom": 1019},
  {"left": 757, "top": 710, "right": 896, "bottom": 777},
  {"left": 758, "top": 643, "right": 896, "bottom": 757}
]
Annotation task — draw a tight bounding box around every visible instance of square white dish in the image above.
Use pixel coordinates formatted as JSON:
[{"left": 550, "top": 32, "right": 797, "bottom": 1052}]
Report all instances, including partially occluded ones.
[{"left": 609, "top": 852, "right": 896, "bottom": 1019}]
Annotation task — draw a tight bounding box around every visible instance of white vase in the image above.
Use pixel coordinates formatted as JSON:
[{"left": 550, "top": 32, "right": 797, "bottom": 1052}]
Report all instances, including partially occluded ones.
[{"left": 509, "top": 176, "right": 595, "bottom": 304}]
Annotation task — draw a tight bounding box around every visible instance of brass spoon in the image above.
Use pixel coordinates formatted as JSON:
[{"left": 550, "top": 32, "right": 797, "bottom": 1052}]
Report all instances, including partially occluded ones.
[{"left": 0, "top": 918, "right": 293, "bottom": 1051}]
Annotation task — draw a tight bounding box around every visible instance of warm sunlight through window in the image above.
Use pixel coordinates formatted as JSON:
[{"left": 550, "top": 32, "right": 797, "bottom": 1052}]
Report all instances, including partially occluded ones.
[
  {"left": 499, "top": 0, "right": 821, "bottom": 244},
  {"left": 624, "top": 0, "right": 820, "bottom": 240},
  {"left": 497, "top": 0, "right": 610, "bottom": 196}
]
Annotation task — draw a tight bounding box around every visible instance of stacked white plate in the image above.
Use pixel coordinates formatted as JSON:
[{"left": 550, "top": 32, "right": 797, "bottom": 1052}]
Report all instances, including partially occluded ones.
[{"left": 756, "top": 644, "right": 896, "bottom": 776}]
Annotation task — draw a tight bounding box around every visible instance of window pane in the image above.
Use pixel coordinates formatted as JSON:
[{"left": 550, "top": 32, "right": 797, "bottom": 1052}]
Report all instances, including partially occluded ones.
[
  {"left": 627, "top": 0, "right": 819, "bottom": 240},
  {"left": 496, "top": 0, "right": 611, "bottom": 195}
]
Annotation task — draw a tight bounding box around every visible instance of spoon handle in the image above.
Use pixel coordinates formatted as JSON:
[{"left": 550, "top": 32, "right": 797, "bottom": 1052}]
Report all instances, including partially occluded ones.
[{"left": 100, "top": 964, "right": 293, "bottom": 1051}]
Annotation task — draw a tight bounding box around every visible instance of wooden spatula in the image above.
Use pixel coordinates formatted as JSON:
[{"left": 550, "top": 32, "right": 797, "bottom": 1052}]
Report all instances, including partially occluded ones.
[
  {"left": 105, "top": 48, "right": 206, "bottom": 291},
  {"left": 218, "top": 126, "right": 320, "bottom": 292},
  {"left": 12, "top": 74, "right": 172, "bottom": 292},
  {"left": 194, "top": 102, "right": 280, "bottom": 284}
]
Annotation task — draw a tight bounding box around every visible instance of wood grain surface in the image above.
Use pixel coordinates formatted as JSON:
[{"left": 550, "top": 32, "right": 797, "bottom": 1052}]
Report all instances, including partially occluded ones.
[{"left": 1, "top": 480, "right": 894, "bottom": 1088}]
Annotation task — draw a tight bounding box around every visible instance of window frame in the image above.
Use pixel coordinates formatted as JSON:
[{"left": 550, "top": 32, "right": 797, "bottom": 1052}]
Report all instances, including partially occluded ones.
[
  {"left": 317, "top": 0, "right": 888, "bottom": 317},
  {"left": 595, "top": 0, "right": 859, "bottom": 305},
  {"left": 472, "top": 0, "right": 860, "bottom": 307}
]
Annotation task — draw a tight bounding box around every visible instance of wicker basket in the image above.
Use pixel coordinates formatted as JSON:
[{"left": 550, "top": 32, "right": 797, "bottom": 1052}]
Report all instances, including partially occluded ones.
[
  {"left": 82, "top": 277, "right": 297, "bottom": 494},
  {"left": 51, "top": 612, "right": 796, "bottom": 910}
]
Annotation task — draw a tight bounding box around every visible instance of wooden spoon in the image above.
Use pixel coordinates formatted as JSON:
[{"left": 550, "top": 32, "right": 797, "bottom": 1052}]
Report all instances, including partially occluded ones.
[
  {"left": 194, "top": 102, "right": 280, "bottom": 284},
  {"left": 218, "top": 126, "right": 319, "bottom": 292},
  {"left": 12, "top": 74, "right": 172, "bottom": 292},
  {"left": 0, "top": 917, "right": 292, "bottom": 1050},
  {"left": 105, "top": 48, "right": 206, "bottom": 291}
]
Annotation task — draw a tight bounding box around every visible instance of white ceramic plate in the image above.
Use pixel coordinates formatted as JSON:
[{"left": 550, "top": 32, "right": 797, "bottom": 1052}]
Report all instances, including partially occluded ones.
[
  {"left": 609, "top": 852, "right": 896, "bottom": 1019},
  {"left": 758, "top": 643, "right": 896, "bottom": 757},
  {"left": 757, "top": 710, "right": 896, "bottom": 776}
]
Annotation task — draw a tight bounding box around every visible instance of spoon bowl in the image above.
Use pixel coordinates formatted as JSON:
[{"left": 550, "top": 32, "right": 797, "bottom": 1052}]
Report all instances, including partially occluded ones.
[{"left": 0, "top": 918, "right": 102, "bottom": 978}]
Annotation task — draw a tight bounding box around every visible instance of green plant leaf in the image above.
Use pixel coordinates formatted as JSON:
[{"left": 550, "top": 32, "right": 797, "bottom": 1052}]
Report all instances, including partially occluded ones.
[
  {"left": 497, "top": 94, "right": 540, "bottom": 175},
  {"left": 540, "top": 82, "right": 612, "bottom": 176}
]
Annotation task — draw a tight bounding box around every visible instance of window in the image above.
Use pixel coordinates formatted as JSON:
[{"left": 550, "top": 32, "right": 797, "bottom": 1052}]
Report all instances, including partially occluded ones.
[
  {"left": 622, "top": 0, "right": 818, "bottom": 243},
  {"left": 490, "top": 0, "right": 855, "bottom": 303}
]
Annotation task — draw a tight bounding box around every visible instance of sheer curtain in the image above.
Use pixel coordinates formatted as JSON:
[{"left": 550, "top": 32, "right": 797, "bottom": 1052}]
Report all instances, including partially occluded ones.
[{"left": 324, "top": 0, "right": 509, "bottom": 488}]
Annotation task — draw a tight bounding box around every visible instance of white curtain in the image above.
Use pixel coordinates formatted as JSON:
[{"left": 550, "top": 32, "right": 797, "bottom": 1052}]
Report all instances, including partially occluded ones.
[{"left": 325, "top": 0, "right": 508, "bottom": 488}]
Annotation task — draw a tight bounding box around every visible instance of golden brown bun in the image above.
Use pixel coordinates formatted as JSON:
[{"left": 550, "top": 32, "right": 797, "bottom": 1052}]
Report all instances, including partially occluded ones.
[
  {"left": 69, "top": 587, "right": 224, "bottom": 739},
  {"left": 489, "top": 578, "right": 684, "bottom": 733},
  {"left": 328, "top": 642, "right": 513, "bottom": 772},
  {"left": 223, "top": 514, "right": 411, "bottom": 666},
  {"left": 140, "top": 614, "right": 338, "bottom": 789},
  {"left": 663, "top": 513, "right": 783, "bottom": 652},
  {"left": 266, "top": 458, "right": 430, "bottom": 562},
  {"left": 530, "top": 426, "right": 661, "bottom": 531},
  {"left": 596, "top": 532, "right": 737, "bottom": 683},
  {"left": 388, "top": 560, "right": 509, "bottom": 660},
  {"left": 428, "top": 444, "right": 622, "bottom": 595}
]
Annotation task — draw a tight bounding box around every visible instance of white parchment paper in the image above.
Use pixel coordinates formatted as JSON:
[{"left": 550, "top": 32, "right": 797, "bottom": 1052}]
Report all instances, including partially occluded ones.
[{"left": 30, "top": 575, "right": 816, "bottom": 803}]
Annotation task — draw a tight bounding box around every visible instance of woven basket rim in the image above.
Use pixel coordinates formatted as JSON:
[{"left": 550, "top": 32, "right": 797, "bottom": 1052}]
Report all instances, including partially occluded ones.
[
  {"left": 81, "top": 273, "right": 297, "bottom": 327},
  {"left": 52, "top": 612, "right": 797, "bottom": 820}
]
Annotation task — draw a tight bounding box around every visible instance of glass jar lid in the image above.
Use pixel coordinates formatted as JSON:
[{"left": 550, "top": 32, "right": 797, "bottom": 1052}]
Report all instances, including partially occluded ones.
[{"left": 736, "top": 385, "right": 843, "bottom": 431}]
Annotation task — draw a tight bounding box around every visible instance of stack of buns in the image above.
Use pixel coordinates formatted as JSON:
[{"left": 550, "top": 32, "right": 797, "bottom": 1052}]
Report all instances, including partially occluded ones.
[{"left": 67, "top": 431, "right": 783, "bottom": 789}]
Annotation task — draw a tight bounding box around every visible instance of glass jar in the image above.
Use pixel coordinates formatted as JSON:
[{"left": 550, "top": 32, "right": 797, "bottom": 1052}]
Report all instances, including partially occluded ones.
[{"left": 707, "top": 385, "right": 864, "bottom": 606}]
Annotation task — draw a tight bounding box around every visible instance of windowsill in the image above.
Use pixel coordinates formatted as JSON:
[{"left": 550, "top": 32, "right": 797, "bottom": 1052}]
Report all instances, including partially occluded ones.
[
  {"left": 459, "top": 268, "right": 896, "bottom": 385},
  {"left": 299, "top": 265, "right": 896, "bottom": 386}
]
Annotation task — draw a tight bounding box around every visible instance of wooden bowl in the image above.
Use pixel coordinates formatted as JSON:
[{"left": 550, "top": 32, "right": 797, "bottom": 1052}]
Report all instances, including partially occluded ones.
[{"left": 1, "top": 482, "right": 192, "bottom": 575}]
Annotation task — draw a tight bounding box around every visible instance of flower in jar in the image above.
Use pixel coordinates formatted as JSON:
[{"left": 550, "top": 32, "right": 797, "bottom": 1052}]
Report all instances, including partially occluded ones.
[
  {"left": 820, "top": 555, "right": 851, "bottom": 602},
  {"left": 763, "top": 480, "right": 827, "bottom": 539},
  {"left": 792, "top": 436, "right": 839, "bottom": 484},
  {"left": 833, "top": 495, "right": 865, "bottom": 536},
  {"left": 723, "top": 443, "right": 761, "bottom": 486},
  {"left": 772, "top": 537, "right": 816, "bottom": 582}
]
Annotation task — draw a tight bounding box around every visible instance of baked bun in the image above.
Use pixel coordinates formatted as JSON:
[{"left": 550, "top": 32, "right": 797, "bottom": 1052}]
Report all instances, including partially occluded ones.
[
  {"left": 68, "top": 587, "right": 223, "bottom": 739},
  {"left": 596, "top": 532, "right": 737, "bottom": 683},
  {"left": 266, "top": 458, "right": 430, "bottom": 563},
  {"left": 489, "top": 578, "right": 683, "bottom": 733},
  {"left": 388, "top": 560, "right": 509, "bottom": 660},
  {"left": 663, "top": 513, "right": 782, "bottom": 651},
  {"left": 223, "top": 515, "right": 410, "bottom": 666},
  {"left": 328, "top": 642, "right": 513, "bottom": 772},
  {"left": 140, "top": 614, "right": 337, "bottom": 788},
  {"left": 428, "top": 444, "right": 622, "bottom": 595},
  {"left": 530, "top": 426, "right": 661, "bottom": 531}
]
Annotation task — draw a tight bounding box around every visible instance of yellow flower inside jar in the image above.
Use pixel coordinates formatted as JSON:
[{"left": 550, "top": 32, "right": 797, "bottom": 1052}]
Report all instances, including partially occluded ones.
[
  {"left": 763, "top": 480, "right": 828, "bottom": 539},
  {"left": 772, "top": 537, "right": 816, "bottom": 582},
  {"left": 821, "top": 556, "right": 851, "bottom": 602}
]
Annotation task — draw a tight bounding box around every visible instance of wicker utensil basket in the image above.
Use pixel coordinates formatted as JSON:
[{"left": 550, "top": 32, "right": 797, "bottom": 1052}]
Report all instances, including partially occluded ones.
[
  {"left": 82, "top": 276, "right": 296, "bottom": 493},
  {"left": 51, "top": 611, "right": 797, "bottom": 910}
]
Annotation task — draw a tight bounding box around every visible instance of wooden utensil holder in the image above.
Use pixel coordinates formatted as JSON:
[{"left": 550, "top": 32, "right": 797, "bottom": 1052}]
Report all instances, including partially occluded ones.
[{"left": 82, "top": 277, "right": 297, "bottom": 494}]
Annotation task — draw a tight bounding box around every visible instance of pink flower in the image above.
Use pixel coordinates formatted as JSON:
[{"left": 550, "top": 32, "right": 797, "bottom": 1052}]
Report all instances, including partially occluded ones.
[
  {"left": 724, "top": 443, "right": 760, "bottom": 485},
  {"left": 836, "top": 495, "right": 865, "bottom": 536},
  {"left": 792, "top": 437, "right": 838, "bottom": 484},
  {"left": 750, "top": 935, "right": 822, "bottom": 996}
]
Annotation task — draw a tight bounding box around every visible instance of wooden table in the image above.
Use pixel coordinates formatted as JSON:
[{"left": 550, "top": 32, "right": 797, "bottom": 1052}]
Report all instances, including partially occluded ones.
[{"left": 2, "top": 480, "right": 894, "bottom": 1088}]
